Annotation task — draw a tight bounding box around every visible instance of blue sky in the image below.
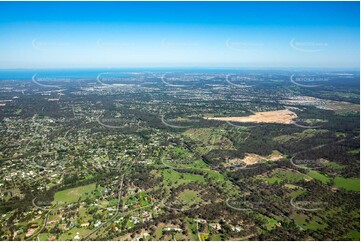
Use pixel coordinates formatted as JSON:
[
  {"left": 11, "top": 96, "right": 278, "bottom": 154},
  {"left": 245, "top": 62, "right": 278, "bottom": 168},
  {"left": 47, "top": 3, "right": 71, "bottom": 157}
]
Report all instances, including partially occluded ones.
[{"left": 0, "top": 1, "right": 359, "bottom": 69}]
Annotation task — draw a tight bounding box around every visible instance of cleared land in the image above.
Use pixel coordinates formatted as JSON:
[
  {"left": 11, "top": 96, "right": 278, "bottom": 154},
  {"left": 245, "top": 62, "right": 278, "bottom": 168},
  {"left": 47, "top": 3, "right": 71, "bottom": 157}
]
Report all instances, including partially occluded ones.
[
  {"left": 257, "top": 168, "right": 309, "bottom": 184},
  {"left": 178, "top": 190, "right": 202, "bottom": 206},
  {"left": 226, "top": 150, "right": 283, "bottom": 167},
  {"left": 205, "top": 109, "right": 297, "bottom": 124},
  {"left": 334, "top": 177, "right": 360, "bottom": 192},
  {"left": 53, "top": 183, "right": 98, "bottom": 203}
]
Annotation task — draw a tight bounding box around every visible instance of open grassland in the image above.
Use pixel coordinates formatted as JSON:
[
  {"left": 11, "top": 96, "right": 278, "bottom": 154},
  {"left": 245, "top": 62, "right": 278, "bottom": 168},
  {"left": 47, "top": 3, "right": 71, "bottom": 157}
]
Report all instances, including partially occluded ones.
[
  {"left": 342, "top": 230, "right": 360, "bottom": 240},
  {"left": 161, "top": 153, "right": 240, "bottom": 198},
  {"left": 307, "top": 170, "right": 331, "bottom": 184},
  {"left": 53, "top": 183, "right": 99, "bottom": 203},
  {"left": 178, "top": 189, "right": 202, "bottom": 206},
  {"left": 162, "top": 169, "right": 205, "bottom": 187},
  {"left": 257, "top": 169, "right": 308, "bottom": 185},
  {"left": 257, "top": 214, "right": 279, "bottom": 230},
  {"left": 292, "top": 213, "right": 327, "bottom": 230},
  {"left": 334, "top": 177, "right": 360, "bottom": 192},
  {"left": 273, "top": 129, "right": 328, "bottom": 143},
  {"left": 321, "top": 161, "right": 346, "bottom": 170},
  {"left": 183, "top": 128, "right": 234, "bottom": 154}
]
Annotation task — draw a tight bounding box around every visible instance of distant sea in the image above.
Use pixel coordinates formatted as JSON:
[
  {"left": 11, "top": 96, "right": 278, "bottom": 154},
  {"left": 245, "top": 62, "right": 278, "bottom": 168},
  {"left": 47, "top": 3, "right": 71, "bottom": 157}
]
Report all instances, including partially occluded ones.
[
  {"left": 0, "top": 68, "right": 358, "bottom": 81},
  {"left": 0, "top": 68, "right": 262, "bottom": 81}
]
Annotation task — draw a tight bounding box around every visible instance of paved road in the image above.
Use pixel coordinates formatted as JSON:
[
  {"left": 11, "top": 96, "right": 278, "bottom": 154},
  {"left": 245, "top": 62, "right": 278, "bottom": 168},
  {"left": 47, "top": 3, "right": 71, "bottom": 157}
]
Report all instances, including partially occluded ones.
[
  {"left": 28, "top": 205, "right": 55, "bottom": 240},
  {"left": 83, "top": 174, "right": 125, "bottom": 240}
]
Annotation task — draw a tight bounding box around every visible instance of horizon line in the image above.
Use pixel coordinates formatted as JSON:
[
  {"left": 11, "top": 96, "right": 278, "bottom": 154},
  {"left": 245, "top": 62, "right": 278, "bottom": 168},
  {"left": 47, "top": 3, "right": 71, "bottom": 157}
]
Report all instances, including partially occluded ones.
[{"left": 0, "top": 66, "right": 360, "bottom": 71}]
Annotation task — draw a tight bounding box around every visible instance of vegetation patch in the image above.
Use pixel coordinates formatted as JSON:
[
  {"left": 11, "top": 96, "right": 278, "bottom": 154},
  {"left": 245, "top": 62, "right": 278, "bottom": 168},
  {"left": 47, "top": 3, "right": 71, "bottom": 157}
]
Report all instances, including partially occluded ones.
[
  {"left": 178, "top": 189, "right": 202, "bottom": 206},
  {"left": 334, "top": 177, "right": 360, "bottom": 192},
  {"left": 53, "top": 183, "right": 99, "bottom": 204},
  {"left": 307, "top": 170, "right": 331, "bottom": 184},
  {"left": 183, "top": 128, "right": 234, "bottom": 154},
  {"left": 162, "top": 169, "right": 205, "bottom": 187},
  {"left": 273, "top": 129, "right": 328, "bottom": 143},
  {"left": 342, "top": 230, "right": 360, "bottom": 241},
  {"left": 292, "top": 213, "right": 327, "bottom": 230},
  {"left": 257, "top": 169, "right": 308, "bottom": 185},
  {"left": 321, "top": 161, "right": 346, "bottom": 170}
]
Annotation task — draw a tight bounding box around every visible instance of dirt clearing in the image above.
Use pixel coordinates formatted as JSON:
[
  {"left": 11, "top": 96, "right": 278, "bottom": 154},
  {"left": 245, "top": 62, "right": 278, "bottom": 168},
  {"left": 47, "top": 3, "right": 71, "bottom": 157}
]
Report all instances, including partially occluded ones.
[{"left": 205, "top": 109, "right": 297, "bottom": 124}]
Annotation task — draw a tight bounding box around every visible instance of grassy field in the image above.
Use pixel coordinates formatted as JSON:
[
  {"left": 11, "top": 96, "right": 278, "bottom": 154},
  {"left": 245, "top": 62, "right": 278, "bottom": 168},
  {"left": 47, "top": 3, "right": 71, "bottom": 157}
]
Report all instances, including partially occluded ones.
[
  {"left": 307, "top": 170, "right": 331, "bottom": 184},
  {"left": 342, "top": 230, "right": 360, "bottom": 240},
  {"left": 292, "top": 213, "right": 327, "bottom": 230},
  {"left": 348, "top": 149, "right": 360, "bottom": 155},
  {"left": 178, "top": 189, "right": 202, "bottom": 206},
  {"left": 257, "top": 214, "right": 279, "bottom": 230},
  {"left": 162, "top": 160, "right": 240, "bottom": 198},
  {"left": 186, "top": 218, "right": 199, "bottom": 241},
  {"left": 321, "top": 161, "right": 346, "bottom": 170},
  {"left": 162, "top": 169, "right": 205, "bottom": 187},
  {"left": 286, "top": 186, "right": 306, "bottom": 198},
  {"left": 200, "top": 233, "right": 210, "bottom": 241},
  {"left": 38, "top": 233, "right": 51, "bottom": 241},
  {"left": 257, "top": 169, "right": 307, "bottom": 184},
  {"left": 163, "top": 157, "right": 208, "bottom": 170},
  {"left": 169, "top": 147, "right": 193, "bottom": 160},
  {"left": 334, "top": 177, "right": 360, "bottom": 192},
  {"left": 273, "top": 129, "right": 327, "bottom": 143},
  {"left": 53, "top": 183, "right": 99, "bottom": 203},
  {"left": 58, "top": 227, "right": 92, "bottom": 240},
  {"left": 125, "top": 191, "right": 152, "bottom": 208},
  {"left": 209, "top": 234, "right": 222, "bottom": 241},
  {"left": 154, "top": 225, "right": 163, "bottom": 240},
  {"left": 183, "top": 128, "right": 234, "bottom": 154}
]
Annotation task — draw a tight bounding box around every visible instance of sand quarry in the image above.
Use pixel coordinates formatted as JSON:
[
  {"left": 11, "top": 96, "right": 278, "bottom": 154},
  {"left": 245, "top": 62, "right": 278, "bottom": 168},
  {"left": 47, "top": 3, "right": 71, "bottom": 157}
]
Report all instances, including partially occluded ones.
[
  {"left": 205, "top": 109, "right": 297, "bottom": 125},
  {"left": 226, "top": 151, "right": 284, "bottom": 168}
]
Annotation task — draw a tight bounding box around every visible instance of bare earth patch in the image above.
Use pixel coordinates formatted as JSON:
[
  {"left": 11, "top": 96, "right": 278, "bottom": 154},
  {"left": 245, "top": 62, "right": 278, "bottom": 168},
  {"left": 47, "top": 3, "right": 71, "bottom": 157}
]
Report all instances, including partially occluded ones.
[
  {"left": 242, "top": 154, "right": 265, "bottom": 165},
  {"left": 226, "top": 151, "right": 284, "bottom": 167},
  {"left": 205, "top": 109, "right": 297, "bottom": 124}
]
